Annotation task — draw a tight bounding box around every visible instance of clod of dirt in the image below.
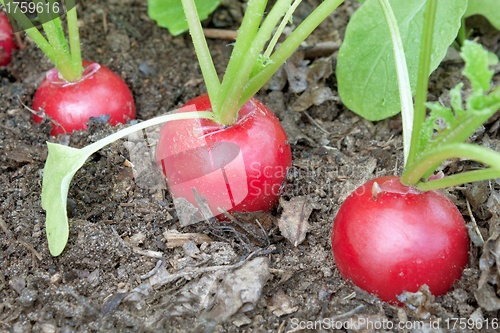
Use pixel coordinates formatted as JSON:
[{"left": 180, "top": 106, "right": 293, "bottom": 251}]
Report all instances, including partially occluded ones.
[
  {"left": 277, "top": 196, "right": 320, "bottom": 246},
  {"left": 397, "top": 285, "right": 442, "bottom": 320}
]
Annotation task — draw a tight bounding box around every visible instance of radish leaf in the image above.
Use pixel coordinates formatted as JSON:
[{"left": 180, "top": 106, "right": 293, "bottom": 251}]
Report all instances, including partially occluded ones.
[
  {"left": 42, "top": 110, "right": 214, "bottom": 256},
  {"left": 465, "top": 0, "right": 500, "bottom": 31},
  {"left": 337, "top": 0, "right": 467, "bottom": 121},
  {"left": 148, "top": 0, "right": 223, "bottom": 36}
]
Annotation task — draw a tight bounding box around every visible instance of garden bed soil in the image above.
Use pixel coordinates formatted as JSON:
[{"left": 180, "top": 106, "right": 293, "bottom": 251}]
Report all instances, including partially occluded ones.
[{"left": 1, "top": 0, "right": 500, "bottom": 332}]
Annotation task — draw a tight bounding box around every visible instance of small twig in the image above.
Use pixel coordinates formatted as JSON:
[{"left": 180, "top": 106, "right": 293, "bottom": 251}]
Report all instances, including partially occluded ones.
[
  {"left": 254, "top": 218, "right": 270, "bottom": 246},
  {"left": 140, "top": 259, "right": 163, "bottom": 279},
  {"left": 102, "top": 13, "right": 108, "bottom": 34},
  {"left": 466, "top": 198, "right": 484, "bottom": 244},
  {"left": 19, "top": 97, "right": 66, "bottom": 133},
  {"left": 110, "top": 226, "right": 131, "bottom": 251},
  {"left": 302, "top": 41, "right": 341, "bottom": 59},
  {"left": 203, "top": 28, "right": 238, "bottom": 40},
  {"left": 154, "top": 248, "right": 265, "bottom": 287},
  {"left": 14, "top": 31, "right": 25, "bottom": 49},
  {"left": 330, "top": 305, "right": 365, "bottom": 321},
  {"left": 219, "top": 208, "right": 267, "bottom": 246},
  {"left": 132, "top": 247, "right": 163, "bottom": 258},
  {"left": 303, "top": 111, "right": 331, "bottom": 134}
]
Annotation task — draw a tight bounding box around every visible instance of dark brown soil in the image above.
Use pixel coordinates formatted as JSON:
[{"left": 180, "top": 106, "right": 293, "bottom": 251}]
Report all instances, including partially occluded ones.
[{"left": 1, "top": 0, "right": 500, "bottom": 332}]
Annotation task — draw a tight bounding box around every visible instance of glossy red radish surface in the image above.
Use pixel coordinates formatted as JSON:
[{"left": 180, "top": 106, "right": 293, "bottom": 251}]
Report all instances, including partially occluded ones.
[
  {"left": 331, "top": 175, "right": 469, "bottom": 304},
  {"left": 156, "top": 94, "right": 292, "bottom": 218},
  {"left": 0, "top": 11, "right": 16, "bottom": 66},
  {"left": 33, "top": 61, "right": 135, "bottom": 135}
]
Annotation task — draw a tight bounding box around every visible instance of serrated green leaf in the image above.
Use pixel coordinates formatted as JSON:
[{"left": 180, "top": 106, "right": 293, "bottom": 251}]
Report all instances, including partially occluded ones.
[
  {"left": 417, "top": 108, "right": 438, "bottom": 153},
  {"left": 424, "top": 41, "right": 500, "bottom": 151},
  {"left": 450, "top": 82, "right": 465, "bottom": 117},
  {"left": 465, "top": 0, "right": 500, "bottom": 31},
  {"left": 41, "top": 143, "right": 94, "bottom": 256},
  {"left": 337, "top": 0, "right": 467, "bottom": 121},
  {"left": 427, "top": 103, "right": 456, "bottom": 126},
  {"left": 148, "top": 0, "right": 223, "bottom": 36},
  {"left": 461, "top": 40, "right": 498, "bottom": 94}
]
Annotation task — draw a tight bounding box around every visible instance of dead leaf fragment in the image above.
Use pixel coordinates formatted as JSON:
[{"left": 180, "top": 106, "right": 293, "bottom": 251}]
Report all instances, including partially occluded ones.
[
  {"left": 277, "top": 196, "right": 319, "bottom": 246},
  {"left": 173, "top": 197, "right": 201, "bottom": 226},
  {"left": 475, "top": 212, "right": 500, "bottom": 311},
  {"left": 163, "top": 231, "right": 213, "bottom": 248},
  {"left": 267, "top": 288, "right": 299, "bottom": 317},
  {"left": 202, "top": 257, "right": 270, "bottom": 325}
]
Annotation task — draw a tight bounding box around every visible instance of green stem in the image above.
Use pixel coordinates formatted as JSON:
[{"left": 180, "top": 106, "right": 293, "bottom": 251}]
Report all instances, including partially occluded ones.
[
  {"left": 215, "top": 0, "right": 268, "bottom": 125},
  {"left": 0, "top": 0, "right": 57, "bottom": 62},
  {"left": 239, "top": 0, "right": 345, "bottom": 109},
  {"left": 457, "top": 16, "right": 466, "bottom": 47},
  {"left": 263, "top": 0, "right": 302, "bottom": 60},
  {"left": 401, "top": 143, "right": 500, "bottom": 186},
  {"left": 218, "top": 0, "right": 293, "bottom": 124},
  {"left": 416, "top": 168, "right": 499, "bottom": 191},
  {"left": 82, "top": 111, "right": 216, "bottom": 154},
  {"left": 36, "top": 0, "right": 75, "bottom": 80},
  {"left": 405, "top": 0, "right": 437, "bottom": 171},
  {"left": 180, "top": 0, "right": 220, "bottom": 104},
  {"left": 378, "top": 0, "right": 413, "bottom": 165},
  {"left": 65, "top": 0, "right": 83, "bottom": 76}
]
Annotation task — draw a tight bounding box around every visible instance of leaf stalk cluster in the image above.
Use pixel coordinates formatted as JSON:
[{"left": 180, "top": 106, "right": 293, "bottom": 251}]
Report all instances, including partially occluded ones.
[{"left": 1, "top": 0, "right": 82, "bottom": 81}]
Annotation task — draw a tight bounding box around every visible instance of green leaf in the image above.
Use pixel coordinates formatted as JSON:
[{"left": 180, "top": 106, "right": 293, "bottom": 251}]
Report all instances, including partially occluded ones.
[
  {"left": 42, "top": 143, "right": 94, "bottom": 256},
  {"left": 461, "top": 40, "right": 499, "bottom": 94},
  {"left": 148, "top": 0, "right": 223, "bottom": 36},
  {"left": 424, "top": 41, "right": 500, "bottom": 151},
  {"left": 465, "top": 0, "right": 500, "bottom": 31},
  {"left": 337, "top": 0, "right": 467, "bottom": 121},
  {"left": 450, "top": 82, "right": 465, "bottom": 117},
  {"left": 41, "top": 111, "right": 214, "bottom": 256}
]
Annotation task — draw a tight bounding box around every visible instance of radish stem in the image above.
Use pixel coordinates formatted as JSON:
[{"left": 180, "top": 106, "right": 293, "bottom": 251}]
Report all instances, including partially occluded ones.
[
  {"left": 262, "top": 0, "right": 302, "bottom": 60},
  {"left": 404, "top": 0, "right": 437, "bottom": 172},
  {"left": 377, "top": 0, "right": 413, "bottom": 165},
  {"left": 0, "top": 0, "right": 57, "bottom": 62},
  {"left": 219, "top": 0, "right": 293, "bottom": 124},
  {"left": 66, "top": 0, "right": 83, "bottom": 77},
  {"left": 180, "top": 0, "right": 220, "bottom": 104},
  {"left": 402, "top": 143, "right": 500, "bottom": 188},
  {"left": 215, "top": 0, "right": 268, "bottom": 125},
  {"left": 239, "top": 0, "right": 345, "bottom": 109}
]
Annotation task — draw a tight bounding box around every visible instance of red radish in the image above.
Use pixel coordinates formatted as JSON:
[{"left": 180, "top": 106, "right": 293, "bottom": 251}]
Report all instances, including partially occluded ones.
[
  {"left": 156, "top": 94, "right": 292, "bottom": 218},
  {"left": 0, "top": 11, "right": 16, "bottom": 66},
  {"left": 331, "top": 176, "right": 469, "bottom": 304},
  {"left": 33, "top": 61, "right": 135, "bottom": 135}
]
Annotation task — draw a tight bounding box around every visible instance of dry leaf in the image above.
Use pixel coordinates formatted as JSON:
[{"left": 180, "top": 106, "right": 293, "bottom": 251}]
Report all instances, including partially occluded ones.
[
  {"left": 267, "top": 288, "right": 299, "bottom": 317},
  {"left": 475, "top": 210, "right": 500, "bottom": 311},
  {"left": 231, "top": 211, "right": 275, "bottom": 231},
  {"left": 289, "top": 82, "right": 338, "bottom": 112},
  {"left": 173, "top": 197, "right": 201, "bottom": 226},
  {"left": 163, "top": 231, "right": 212, "bottom": 248},
  {"left": 280, "top": 113, "right": 314, "bottom": 145},
  {"left": 277, "top": 196, "right": 319, "bottom": 246},
  {"left": 202, "top": 257, "right": 270, "bottom": 325}
]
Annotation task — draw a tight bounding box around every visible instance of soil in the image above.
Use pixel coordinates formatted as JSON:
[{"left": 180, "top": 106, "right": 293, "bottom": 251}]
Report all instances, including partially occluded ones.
[{"left": 1, "top": 0, "right": 500, "bottom": 332}]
